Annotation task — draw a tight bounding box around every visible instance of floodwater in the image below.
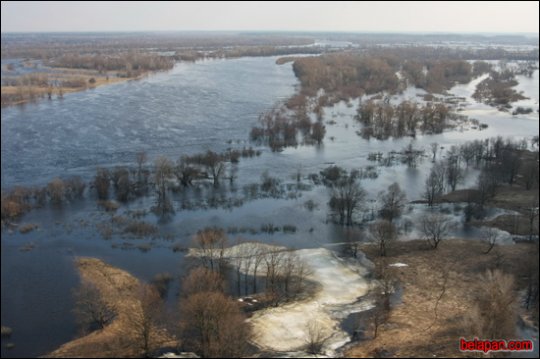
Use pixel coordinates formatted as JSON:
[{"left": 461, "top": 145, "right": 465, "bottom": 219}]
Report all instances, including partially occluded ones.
[{"left": 1, "top": 56, "right": 538, "bottom": 357}]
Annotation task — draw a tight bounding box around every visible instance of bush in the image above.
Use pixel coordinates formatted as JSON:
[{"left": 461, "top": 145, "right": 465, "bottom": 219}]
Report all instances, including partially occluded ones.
[
  {"left": 123, "top": 221, "right": 158, "bottom": 237},
  {"left": 1, "top": 189, "right": 31, "bottom": 220},
  {"left": 282, "top": 224, "right": 297, "bottom": 233},
  {"left": 47, "top": 178, "right": 65, "bottom": 204},
  {"left": 152, "top": 272, "right": 173, "bottom": 298},
  {"left": 19, "top": 223, "right": 38, "bottom": 234},
  {"left": 97, "top": 200, "right": 120, "bottom": 212}
]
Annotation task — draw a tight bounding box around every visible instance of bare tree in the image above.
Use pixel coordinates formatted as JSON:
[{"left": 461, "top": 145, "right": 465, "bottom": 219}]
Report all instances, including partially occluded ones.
[
  {"left": 197, "top": 150, "right": 226, "bottom": 187},
  {"left": 481, "top": 227, "right": 499, "bottom": 254},
  {"left": 94, "top": 168, "right": 110, "bottom": 200},
  {"left": 305, "top": 319, "right": 329, "bottom": 354},
  {"left": 280, "top": 250, "right": 310, "bottom": 301},
  {"left": 522, "top": 160, "right": 539, "bottom": 190},
  {"left": 250, "top": 243, "right": 266, "bottom": 294},
  {"left": 527, "top": 196, "right": 539, "bottom": 242},
  {"left": 154, "top": 156, "right": 174, "bottom": 215},
  {"left": 179, "top": 291, "right": 250, "bottom": 358},
  {"left": 127, "top": 284, "right": 165, "bottom": 357},
  {"left": 378, "top": 182, "right": 407, "bottom": 223},
  {"left": 401, "top": 142, "right": 424, "bottom": 168},
  {"left": 370, "top": 258, "right": 397, "bottom": 338},
  {"left": 193, "top": 228, "right": 227, "bottom": 273},
  {"left": 476, "top": 166, "right": 498, "bottom": 212},
  {"left": 151, "top": 272, "right": 173, "bottom": 299},
  {"left": 444, "top": 146, "right": 463, "bottom": 192},
  {"left": 182, "top": 267, "right": 225, "bottom": 296},
  {"left": 47, "top": 177, "right": 65, "bottom": 204},
  {"left": 329, "top": 173, "right": 366, "bottom": 226},
  {"left": 424, "top": 162, "right": 445, "bottom": 207},
  {"left": 370, "top": 220, "right": 397, "bottom": 257},
  {"left": 465, "top": 270, "right": 516, "bottom": 340},
  {"left": 311, "top": 121, "right": 326, "bottom": 145},
  {"left": 72, "top": 280, "right": 116, "bottom": 334},
  {"left": 430, "top": 142, "right": 438, "bottom": 162},
  {"left": 64, "top": 176, "right": 86, "bottom": 199},
  {"left": 136, "top": 151, "right": 147, "bottom": 181},
  {"left": 420, "top": 213, "right": 451, "bottom": 249},
  {"left": 522, "top": 243, "right": 539, "bottom": 318},
  {"left": 343, "top": 227, "right": 363, "bottom": 258},
  {"left": 499, "top": 149, "right": 521, "bottom": 185},
  {"left": 112, "top": 167, "right": 131, "bottom": 202},
  {"left": 264, "top": 249, "right": 286, "bottom": 305},
  {"left": 176, "top": 156, "right": 199, "bottom": 187}
]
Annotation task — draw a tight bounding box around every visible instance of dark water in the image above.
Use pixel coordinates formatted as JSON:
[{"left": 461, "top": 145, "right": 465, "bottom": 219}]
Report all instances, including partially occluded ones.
[{"left": 1, "top": 57, "right": 538, "bottom": 357}]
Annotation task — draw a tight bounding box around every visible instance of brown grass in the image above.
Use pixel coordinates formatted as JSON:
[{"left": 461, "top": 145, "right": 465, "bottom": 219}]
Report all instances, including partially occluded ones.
[
  {"left": 346, "top": 239, "right": 536, "bottom": 358},
  {"left": 46, "top": 258, "right": 177, "bottom": 358},
  {"left": 1, "top": 71, "right": 136, "bottom": 107}
]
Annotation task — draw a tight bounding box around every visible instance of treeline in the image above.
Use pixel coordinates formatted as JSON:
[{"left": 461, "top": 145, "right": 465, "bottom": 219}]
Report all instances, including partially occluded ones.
[
  {"left": 402, "top": 59, "right": 473, "bottom": 93},
  {"left": 360, "top": 45, "right": 539, "bottom": 62},
  {"left": 292, "top": 54, "right": 400, "bottom": 99},
  {"left": 48, "top": 52, "right": 174, "bottom": 75},
  {"left": 291, "top": 53, "right": 481, "bottom": 101},
  {"left": 175, "top": 45, "right": 324, "bottom": 62},
  {"left": 424, "top": 136, "right": 539, "bottom": 221},
  {"left": 1, "top": 32, "right": 314, "bottom": 59},
  {"left": 1, "top": 176, "right": 86, "bottom": 222},
  {"left": 289, "top": 47, "right": 538, "bottom": 101},
  {"left": 250, "top": 99, "right": 326, "bottom": 151},
  {"left": 473, "top": 69, "right": 527, "bottom": 109},
  {"left": 356, "top": 101, "right": 451, "bottom": 140},
  {"left": 0, "top": 147, "right": 262, "bottom": 223}
]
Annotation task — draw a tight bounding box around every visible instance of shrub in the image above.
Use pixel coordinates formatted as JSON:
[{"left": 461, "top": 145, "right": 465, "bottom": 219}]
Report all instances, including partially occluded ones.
[
  {"left": 123, "top": 221, "right": 158, "bottom": 237},
  {"left": 19, "top": 223, "right": 38, "bottom": 234}
]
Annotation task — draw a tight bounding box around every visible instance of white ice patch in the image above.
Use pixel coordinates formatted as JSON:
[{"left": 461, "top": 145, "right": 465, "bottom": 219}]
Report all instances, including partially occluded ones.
[{"left": 248, "top": 248, "right": 371, "bottom": 357}]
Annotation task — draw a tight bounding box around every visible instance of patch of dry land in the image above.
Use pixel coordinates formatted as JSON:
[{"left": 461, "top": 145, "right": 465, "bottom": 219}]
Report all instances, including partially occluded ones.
[
  {"left": 1, "top": 71, "right": 140, "bottom": 107},
  {"left": 346, "top": 239, "right": 538, "bottom": 358},
  {"left": 47, "top": 258, "right": 176, "bottom": 358}
]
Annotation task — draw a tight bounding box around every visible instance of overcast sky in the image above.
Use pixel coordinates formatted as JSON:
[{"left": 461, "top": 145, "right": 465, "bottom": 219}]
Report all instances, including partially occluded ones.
[{"left": 1, "top": 1, "right": 538, "bottom": 34}]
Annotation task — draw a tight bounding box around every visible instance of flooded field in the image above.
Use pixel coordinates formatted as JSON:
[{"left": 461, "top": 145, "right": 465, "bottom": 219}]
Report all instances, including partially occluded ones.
[{"left": 1, "top": 55, "right": 539, "bottom": 357}]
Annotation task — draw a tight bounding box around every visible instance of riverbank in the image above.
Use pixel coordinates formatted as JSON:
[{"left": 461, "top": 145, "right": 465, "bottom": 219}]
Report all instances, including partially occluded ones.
[
  {"left": 1, "top": 71, "right": 143, "bottom": 107},
  {"left": 46, "top": 258, "right": 177, "bottom": 358},
  {"left": 346, "top": 238, "right": 538, "bottom": 357}
]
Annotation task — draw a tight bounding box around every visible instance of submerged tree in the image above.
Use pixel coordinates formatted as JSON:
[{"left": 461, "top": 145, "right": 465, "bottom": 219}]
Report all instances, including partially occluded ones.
[
  {"left": 311, "top": 121, "right": 326, "bottom": 145},
  {"left": 378, "top": 182, "right": 407, "bottom": 223},
  {"left": 424, "top": 162, "right": 445, "bottom": 207},
  {"left": 328, "top": 172, "right": 366, "bottom": 226},
  {"left": 94, "top": 168, "right": 110, "bottom": 200},
  {"left": 154, "top": 156, "right": 174, "bottom": 215}
]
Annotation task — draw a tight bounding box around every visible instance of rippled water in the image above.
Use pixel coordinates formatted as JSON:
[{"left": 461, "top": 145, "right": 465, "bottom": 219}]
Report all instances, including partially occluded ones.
[
  {"left": 1, "top": 57, "right": 297, "bottom": 187},
  {"left": 1, "top": 57, "right": 538, "bottom": 357}
]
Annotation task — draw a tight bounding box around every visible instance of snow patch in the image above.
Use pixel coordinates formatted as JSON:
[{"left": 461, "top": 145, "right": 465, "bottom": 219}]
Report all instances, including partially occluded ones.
[
  {"left": 249, "top": 248, "right": 371, "bottom": 356},
  {"left": 389, "top": 262, "right": 408, "bottom": 267}
]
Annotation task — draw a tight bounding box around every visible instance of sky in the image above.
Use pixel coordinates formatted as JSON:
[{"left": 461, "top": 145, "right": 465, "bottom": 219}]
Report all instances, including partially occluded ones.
[{"left": 1, "top": 1, "right": 539, "bottom": 34}]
